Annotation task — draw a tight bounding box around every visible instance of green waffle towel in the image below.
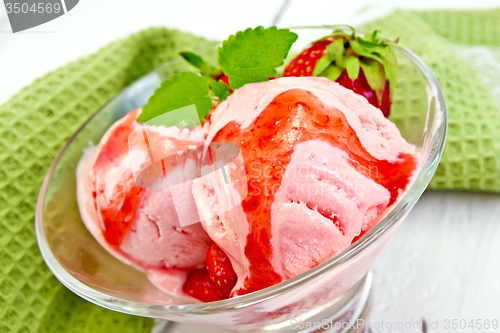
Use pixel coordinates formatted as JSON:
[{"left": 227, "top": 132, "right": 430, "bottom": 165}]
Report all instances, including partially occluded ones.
[
  {"left": 1, "top": 9, "right": 500, "bottom": 333},
  {"left": 0, "top": 27, "right": 213, "bottom": 333},
  {"left": 363, "top": 10, "right": 500, "bottom": 191}
]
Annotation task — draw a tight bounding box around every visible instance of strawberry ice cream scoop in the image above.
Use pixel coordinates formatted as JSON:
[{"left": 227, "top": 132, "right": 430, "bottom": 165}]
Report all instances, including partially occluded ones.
[
  {"left": 193, "top": 77, "right": 418, "bottom": 295},
  {"left": 76, "top": 109, "right": 211, "bottom": 299}
]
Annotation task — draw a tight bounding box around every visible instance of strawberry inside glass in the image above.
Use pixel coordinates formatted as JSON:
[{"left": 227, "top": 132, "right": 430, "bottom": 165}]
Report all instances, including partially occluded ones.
[{"left": 283, "top": 31, "right": 397, "bottom": 118}]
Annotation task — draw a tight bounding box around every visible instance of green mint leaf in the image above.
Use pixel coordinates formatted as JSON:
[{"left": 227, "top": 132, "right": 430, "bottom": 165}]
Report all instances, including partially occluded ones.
[
  {"left": 319, "top": 64, "right": 343, "bottom": 81},
  {"left": 179, "top": 51, "right": 214, "bottom": 76},
  {"left": 145, "top": 104, "right": 200, "bottom": 129},
  {"left": 346, "top": 56, "right": 360, "bottom": 80},
  {"left": 218, "top": 26, "right": 298, "bottom": 90},
  {"left": 137, "top": 72, "right": 212, "bottom": 125},
  {"left": 360, "top": 58, "right": 386, "bottom": 103},
  {"left": 210, "top": 80, "right": 231, "bottom": 102}
]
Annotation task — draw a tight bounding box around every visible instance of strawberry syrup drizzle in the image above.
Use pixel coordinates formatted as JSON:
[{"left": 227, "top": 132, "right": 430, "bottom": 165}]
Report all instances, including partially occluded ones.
[
  {"left": 212, "top": 89, "right": 416, "bottom": 294},
  {"left": 93, "top": 110, "right": 199, "bottom": 249},
  {"left": 93, "top": 110, "right": 145, "bottom": 247}
]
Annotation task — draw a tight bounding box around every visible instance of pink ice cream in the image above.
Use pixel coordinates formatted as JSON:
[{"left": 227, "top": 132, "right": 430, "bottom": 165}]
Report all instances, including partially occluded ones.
[
  {"left": 193, "top": 77, "right": 418, "bottom": 295},
  {"left": 77, "top": 76, "right": 419, "bottom": 302},
  {"left": 76, "top": 109, "right": 212, "bottom": 299}
]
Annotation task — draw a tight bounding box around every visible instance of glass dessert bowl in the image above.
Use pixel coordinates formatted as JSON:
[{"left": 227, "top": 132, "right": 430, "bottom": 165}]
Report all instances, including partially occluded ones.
[{"left": 36, "top": 26, "right": 447, "bottom": 332}]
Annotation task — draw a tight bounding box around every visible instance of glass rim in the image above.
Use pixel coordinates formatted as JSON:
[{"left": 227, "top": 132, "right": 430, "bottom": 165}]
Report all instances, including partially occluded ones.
[{"left": 35, "top": 26, "right": 447, "bottom": 318}]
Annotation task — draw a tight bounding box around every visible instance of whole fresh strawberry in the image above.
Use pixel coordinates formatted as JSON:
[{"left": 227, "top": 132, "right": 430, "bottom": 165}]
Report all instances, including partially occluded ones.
[{"left": 283, "top": 28, "right": 397, "bottom": 117}]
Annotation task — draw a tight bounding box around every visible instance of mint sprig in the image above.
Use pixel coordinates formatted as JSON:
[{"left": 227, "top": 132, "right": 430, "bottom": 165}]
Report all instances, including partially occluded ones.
[
  {"left": 179, "top": 51, "right": 215, "bottom": 76},
  {"left": 218, "top": 26, "right": 298, "bottom": 90},
  {"left": 137, "top": 72, "right": 212, "bottom": 125},
  {"left": 138, "top": 26, "right": 297, "bottom": 125},
  {"left": 210, "top": 81, "right": 231, "bottom": 102}
]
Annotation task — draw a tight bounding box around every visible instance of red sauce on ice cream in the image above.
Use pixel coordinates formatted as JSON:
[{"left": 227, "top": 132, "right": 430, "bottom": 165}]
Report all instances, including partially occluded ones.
[
  {"left": 212, "top": 89, "right": 416, "bottom": 294},
  {"left": 92, "top": 110, "right": 203, "bottom": 249},
  {"left": 92, "top": 110, "right": 146, "bottom": 247}
]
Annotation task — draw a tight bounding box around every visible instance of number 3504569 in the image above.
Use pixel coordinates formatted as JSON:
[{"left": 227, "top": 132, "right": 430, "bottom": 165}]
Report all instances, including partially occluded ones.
[
  {"left": 5, "top": 2, "right": 62, "bottom": 14},
  {"left": 444, "top": 319, "right": 498, "bottom": 330}
]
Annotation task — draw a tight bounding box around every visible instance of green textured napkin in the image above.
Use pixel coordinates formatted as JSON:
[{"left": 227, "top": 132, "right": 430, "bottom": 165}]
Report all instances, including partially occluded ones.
[
  {"left": 362, "top": 9, "right": 500, "bottom": 191},
  {"left": 0, "top": 27, "right": 214, "bottom": 333},
  {"left": 1, "top": 9, "right": 500, "bottom": 333}
]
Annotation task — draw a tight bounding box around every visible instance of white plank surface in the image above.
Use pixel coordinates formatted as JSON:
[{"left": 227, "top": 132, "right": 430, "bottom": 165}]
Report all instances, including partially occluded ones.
[
  {"left": 370, "top": 191, "right": 500, "bottom": 333},
  {"left": 0, "top": 0, "right": 284, "bottom": 105},
  {"left": 2, "top": 1, "right": 500, "bottom": 332}
]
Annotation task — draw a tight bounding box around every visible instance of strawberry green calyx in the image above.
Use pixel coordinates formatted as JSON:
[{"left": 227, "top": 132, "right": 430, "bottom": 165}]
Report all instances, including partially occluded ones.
[
  {"left": 324, "top": 29, "right": 396, "bottom": 101},
  {"left": 283, "top": 27, "right": 398, "bottom": 117},
  {"left": 347, "top": 30, "right": 398, "bottom": 98},
  {"left": 327, "top": 29, "right": 397, "bottom": 101}
]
